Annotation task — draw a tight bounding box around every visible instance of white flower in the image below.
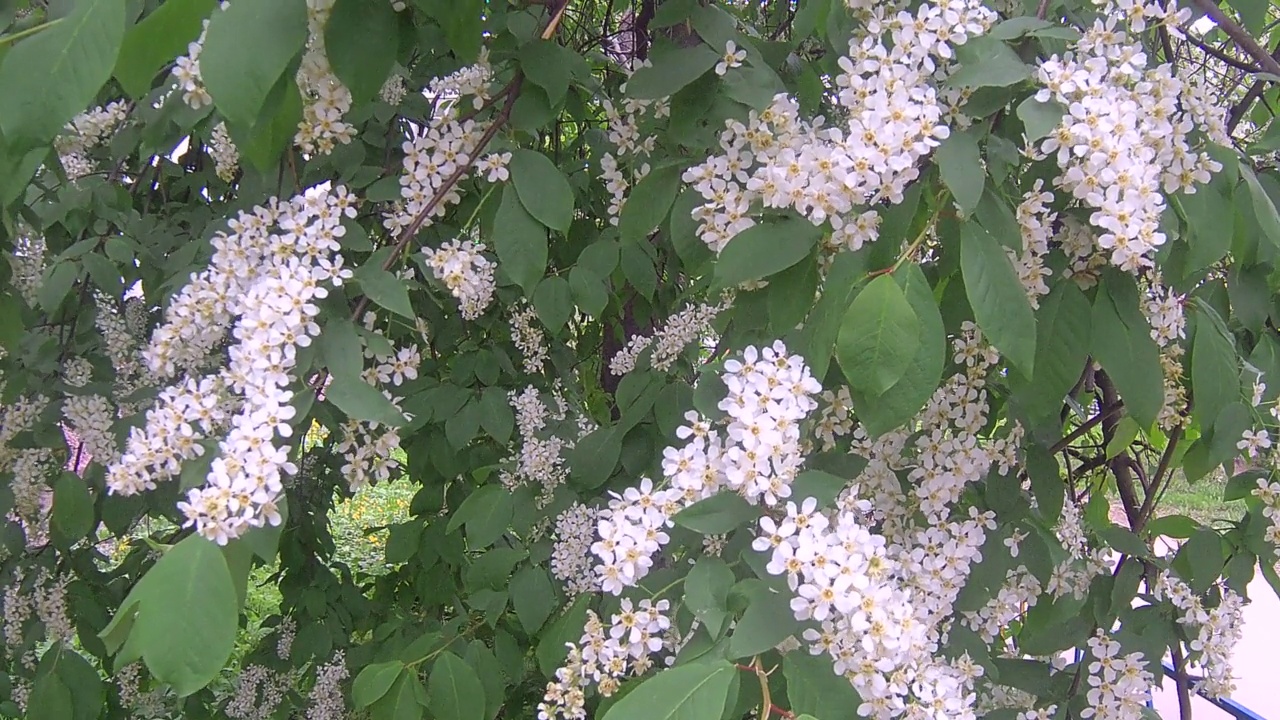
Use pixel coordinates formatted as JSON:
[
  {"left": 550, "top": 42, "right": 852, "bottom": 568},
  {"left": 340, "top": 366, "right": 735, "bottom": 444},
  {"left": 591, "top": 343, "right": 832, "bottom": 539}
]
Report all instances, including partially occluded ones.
[{"left": 715, "top": 41, "right": 746, "bottom": 76}]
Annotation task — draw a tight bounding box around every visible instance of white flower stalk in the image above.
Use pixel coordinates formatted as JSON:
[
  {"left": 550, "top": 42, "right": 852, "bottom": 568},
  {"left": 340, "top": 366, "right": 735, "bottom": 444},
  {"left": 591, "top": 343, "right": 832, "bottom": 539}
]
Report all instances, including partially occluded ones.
[
  {"left": 424, "top": 238, "right": 496, "bottom": 320},
  {"left": 294, "top": 0, "right": 355, "bottom": 155},
  {"left": 1154, "top": 572, "right": 1245, "bottom": 699},
  {"left": 55, "top": 101, "right": 129, "bottom": 180},
  {"left": 106, "top": 186, "right": 358, "bottom": 543},
  {"left": 1031, "top": 0, "right": 1226, "bottom": 272},
  {"left": 210, "top": 122, "right": 240, "bottom": 182}
]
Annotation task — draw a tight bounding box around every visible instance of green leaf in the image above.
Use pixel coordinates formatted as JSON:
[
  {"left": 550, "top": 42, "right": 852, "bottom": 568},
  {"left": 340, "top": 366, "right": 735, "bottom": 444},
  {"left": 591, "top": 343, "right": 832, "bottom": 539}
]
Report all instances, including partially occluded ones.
[
  {"left": 537, "top": 595, "right": 590, "bottom": 676},
  {"left": 354, "top": 661, "right": 407, "bottom": 709},
  {"left": 961, "top": 221, "right": 1036, "bottom": 376},
  {"left": 1176, "top": 528, "right": 1224, "bottom": 595},
  {"left": 57, "top": 647, "right": 105, "bottom": 720},
  {"left": 1105, "top": 417, "right": 1141, "bottom": 460},
  {"left": 109, "top": 535, "right": 238, "bottom": 696},
  {"left": 355, "top": 265, "right": 415, "bottom": 319},
  {"left": 201, "top": 0, "right": 308, "bottom": 128},
  {"left": 510, "top": 567, "right": 556, "bottom": 633},
  {"left": 620, "top": 163, "right": 684, "bottom": 245},
  {"left": 935, "top": 129, "right": 984, "bottom": 216},
  {"left": 945, "top": 36, "right": 1032, "bottom": 89},
  {"left": 790, "top": 470, "right": 850, "bottom": 509},
  {"left": 51, "top": 472, "right": 94, "bottom": 546},
  {"left": 1099, "top": 524, "right": 1151, "bottom": 559},
  {"left": 1180, "top": 182, "right": 1235, "bottom": 272},
  {"left": 81, "top": 252, "right": 122, "bottom": 297},
  {"left": 510, "top": 149, "right": 574, "bottom": 233},
  {"left": 0, "top": 293, "right": 23, "bottom": 351},
  {"left": 568, "top": 428, "right": 622, "bottom": 488},
  {"left": 520, "top": 40, "right": 572, "bottom": 106},
  {"left": 325, "top": 0, "right": 398, "bottom": 103},
  {"left": 28, "top": 673, "right": 72, "bottom": 719},
  {"left": 849, "top": 264, "right": 945, "bottom": 436},
  {"left": 371, "top": 670, "right": 425, "bottom": 720},
  {"left": 766, "top": 254, "right": 819, "bottom": 334},
  {"left": 625, "top": 43, "right": 721, "bottom": 100},
  {"left": 714, "top": 216, "right": 824, "bottom": 287},
  {"left": 1016, "top": 97, "right": 1065, "bottom": 142},
  {"left": 38, "top": 262, "right": 79, "bottom": 313},
  {"left": 727, "top": 586, "right": 803, "bottom": 658},
  {"left": 600, "top": 661, "right": 736, "bottom": 720},
  {"left": 1090, "top": 279, "right": 1165, "bottom": 429},
  {"left": 835, "top": 273, "right": 920, "bottom": 396},
  {"left": 532, "top": 276, "right": 573, "bottom": 332},
  {"left": 326, "top": 374, "right": 408, "bottom": 428},
  {"left": 686, "top": 557, "right": 734, "bottom": 638},
  {"left": 427, "top": 651, "right": 485, "bottom": 720},
  {"left": 1012, "top": 281, "right": 1092, "bottom": 421},
  {"left": 114, "top": 0, "right": 215, "bottom": 99},
  {"left": 320, "top": 318, "right": 365, "bottom": 381},
  {"left": 493, "top": 185, "right": 548, "bottom": 293},
  {"left": 1146, "top": 514, "right": 1200, "bottom": 539},
  {"left": 783, "top": 652, "right": 860, "bottom": 720},
  {"left": 448, "top": 485, "right": 513, "bottom": 549},
  {"left": 1191, "top": 306, "right": 1239, "bottom": 431},
  {"left": 674, "top": 492, "right": 757, "bottom": 535},
  {"left": 0, "top": 0, "right": 127, "bottom": 146},
  {"left": 478, "top": 387, "right": 514, "bottom": 445},
  {"left": 1241, "top": 162, "right": 1280, "bottom": 250}
]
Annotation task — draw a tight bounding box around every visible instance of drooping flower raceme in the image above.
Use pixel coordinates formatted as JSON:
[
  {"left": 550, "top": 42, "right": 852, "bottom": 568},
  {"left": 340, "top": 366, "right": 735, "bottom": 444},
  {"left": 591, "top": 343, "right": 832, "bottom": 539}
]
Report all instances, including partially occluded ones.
[{"left": 106, "top": 186, "right": 359, "bottom": 543}]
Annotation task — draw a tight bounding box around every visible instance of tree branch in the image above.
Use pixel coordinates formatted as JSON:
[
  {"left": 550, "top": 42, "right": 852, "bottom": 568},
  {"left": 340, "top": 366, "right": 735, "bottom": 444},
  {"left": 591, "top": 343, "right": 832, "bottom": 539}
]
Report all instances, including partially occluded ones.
[{"left": 1191, "top": 0, "right": 1280, "bottom": 77}]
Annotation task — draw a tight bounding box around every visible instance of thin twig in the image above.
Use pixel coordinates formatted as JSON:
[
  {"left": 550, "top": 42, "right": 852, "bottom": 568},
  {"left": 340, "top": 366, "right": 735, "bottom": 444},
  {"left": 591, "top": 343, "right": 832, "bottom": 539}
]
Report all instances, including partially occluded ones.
[{"left": 1191, "top": 0, "right": 1280, "bottom": 77}]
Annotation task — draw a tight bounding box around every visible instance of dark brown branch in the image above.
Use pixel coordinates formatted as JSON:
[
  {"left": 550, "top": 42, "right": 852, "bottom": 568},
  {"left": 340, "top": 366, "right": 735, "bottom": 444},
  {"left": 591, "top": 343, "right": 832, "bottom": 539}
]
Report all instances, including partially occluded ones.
[
  {"left": 1180, "top": 28, "right": 1262, "bottom": 73},
  {"left": 1191, "top": 0, "right": 1280, "bottom": 77},
  {"left": 1049, "top": 402, "right": 1125, "bottom": 453}
]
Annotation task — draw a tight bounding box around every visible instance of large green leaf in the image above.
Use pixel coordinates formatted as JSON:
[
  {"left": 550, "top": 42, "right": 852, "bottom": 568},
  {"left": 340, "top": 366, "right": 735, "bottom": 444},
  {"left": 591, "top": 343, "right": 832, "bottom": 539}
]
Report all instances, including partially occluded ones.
[
  {"left": 0, "top": 0, "right": 127, "bottom": 146},
  {"left": 783, "top": 652, "right": 860, "bottom": 720},
  {"left": 354, "top": 264, "right": 415, "bottom": 319},
  {"left": 674, "top": 492, "right": 757, "bottom": 535},
  {"left": 510, "top": 567, "right": 556, "bottom": 633},
  {"left": 200, "top": 0, "right": 308, "bottom": 128},
  {"left": 727, "top": 586, "right": 803, "bottom": 658},
  {"left": 114, "top": 0, "right": 216, "bottom": 99},
  {"left": 102, "top": 535, "right": 239, "bottom": 696},
  {"left": 619, "top": 163, "right": 685, "bottom": 245},
  {"left": 1011, "top": 281, "right": 1092, "bottom": 421},
  {"left": 326, "top": 374, "right": 408, "bottom": 428},
  {"left": 427, "top": 651, "right": 485, "bottom": 720},
  {"left": 510, "top": 149, "right": 574, "bottom": 233},
  {"left": 685, "top": 557, "right": 734, "bottom": 639},
  {"left": 945, "top": 35, "right": 1032, "bottom": 88},
  {"left": 51, "top": 472, "right": 94, "bottom": 547},
  {"left": 936, "top": 129, "right": 984, "bottom": 216},
  {"left": 325, "top": 0, "right": 398, "bottom": 103},
  {"left": 446, "top": 484, "right": 514, "bottom": 549},
  {"left": 354, "top": 661, "right": 407, "bottom": 709},
  {"left": 1191, "top": 305, "right": 1239, "bottom": 431},
  {"left": 849, "top": 264, "right": 945, "bottom": 436},
  {"left": 625, "top": 43, "right": 720, "bottom": 100},
  {"left": 961, "top": 221, "right": 1036, "bottom": 376},
  {"left": 1240, "top": 161, "right": 1280, "bottom": 251},
  {"left": 835, "top": 273, "right": 920, "bottom": 396},
  {"left": 371, "top": 670, "right": 425, "bottom": 720},
  {"left": 600, "top": 661, "right": 737, "bottom": 720},
  {"left": 1090, "top": 278, "right": 1164, "bottom": 429},
  {"left": 714, "top": 216, "right": 824, "bottom": 287},
  {"left": 493, "top": 184, "right": 548, "bottom": 293}
]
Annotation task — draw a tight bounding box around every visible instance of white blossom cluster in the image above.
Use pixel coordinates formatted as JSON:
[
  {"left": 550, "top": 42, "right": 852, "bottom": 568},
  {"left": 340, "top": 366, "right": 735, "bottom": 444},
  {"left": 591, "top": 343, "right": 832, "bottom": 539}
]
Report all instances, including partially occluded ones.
[
  {"left": 538, "top": 600, "right": 672, "bottom": 719},
  {"left": 592, "top": 342, "right": 821, "bottom": 597},
  {"left": 1031, "top": 0, "right": 1226, "bottom": 272},
  {"left": 814, "top": 385, "right": 856, "bottom": 452},
  {"left": 55, "top": 100, "right": 129, "bottom": 180},
  {"left": 961, "top": 565, "right": 1042, "bottom": 642},
  {"left": 383, "top": 55, "right": 512, "bottom": 242},
  {"left": 62, "top": 394, "right": 120, "bottom": 468},
  {"left": 304, "top": 650, "right": 348, "bottom": 720},
  {"left": 226, "top": 617, "right": 299, "bottom": 720},
  {"left": 210, "top": 122, "right": 240, "bottom": 182},
  {"left": 424, "top": 238, "right": 497, "bottom": 320},
  {"left": 608, "top": 299, "right": 726, "bottom": 376},
  {"left": 550, "top": 503, "right": 599, "bottom": 597},
  {"left": 379, "top": 73, "right": 408, "bottom": 105},
  {"left": 106, "top": 186, "right": 359, "bottom": 543},
  {"left": 1078, "top": 631, "right": 1154, "bottom": 720},
  {"left": 333, "top": 328, "right": 418, "bottom": 492},
  {"left": 1139, "top": 278, "right": 1189, "bottom": 431},
  {"left": 171, "top": 4, "right": 223, "bottom": 109},
  {"left": 499, "top": 385, "right": 593, "bottom": 508},
  {"left": 1153, "top": 572, "right": 1244, "bottom": 699},
  {"left": 0, "top": 393, "right": 53, "bottom": 528},
  {"left": 294, "top": 0, "right": 355, "bottom": 155},
  {"left": 510, "top": 302, "right": 549, "bottom": 374},
  {"left": 1045, "top": 498, "right": 1110, "bottom": 600},
  {"left": 8, "top": 226, "right": 46, "bottom": 306},
  {"left": 1012, "top": 181, "right": 1054, "bottom": 309},
  {"left": 596, "top": 83, "right": 669, "bottom": 224},
  {"left": 1, "top": 567, "right": 73, "bottom": 666},
  {"left": 681, "top": 1, "right": 996, "bottom": 255}
]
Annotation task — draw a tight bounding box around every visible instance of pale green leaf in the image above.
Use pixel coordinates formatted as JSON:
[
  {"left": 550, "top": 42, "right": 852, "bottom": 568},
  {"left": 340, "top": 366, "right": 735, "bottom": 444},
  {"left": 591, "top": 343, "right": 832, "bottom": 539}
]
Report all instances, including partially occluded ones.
[
  {"left": 114, "top": 0, "right": 215, "bottom": 99},
  {"left": 200, "top": 0, "right": 308, "bottom": 127},
  {"left": 836, "top": 273, "right": 920, "bottom": 396},
  {"left": 427, "top": 651, "right": 485, "bottom": 720},
  {"left": 1016, "top": 96, "right": 1065, "bottom": 142},
  {"left": 355, "top": 265, "right": 415, "bottom": 319},
  {"left": 326, "top": 0, "right": 398, "bottom": 104},
  {"left": 961, "top": 222, "right": 1036, "bottom": 376},
  {"left": 674, "top": 492, "right": 757, "bottom": 535},
  {"left": 625, "top": 43, "right": 720, "bottom": 100},
  {"left": 354, "top": 662, "right": 406, "bottom": 709},
  {"left": 510, "top": 567, "right": 556, "bottom": 633},
  {"left": 600, "top": 661, "right": 736, "bottom": 720},
  {"left": 510, "top": 149, "right": 574, "bottom": 233},
  {"left": 714, "top": 216, "right": 823, "bottom": 287},
  {"left": 493, "top": 184, "right": 548, "bottom": 293},
  {"left": 326, "top": 374, "right": 408, "bottom": 428},
  {"left": 936, "top": 129, "right": 984, "bottom": 215}
]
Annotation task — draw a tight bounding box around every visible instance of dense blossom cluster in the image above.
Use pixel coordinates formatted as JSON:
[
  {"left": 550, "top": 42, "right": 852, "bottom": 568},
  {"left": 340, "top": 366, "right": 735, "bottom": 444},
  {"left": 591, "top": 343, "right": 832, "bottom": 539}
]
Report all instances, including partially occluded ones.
[
  {"left": 1078, "top": 632, "right": 1154, "bottom": 720},
  {"left": 608, "top": 299, "right": 726, "bottom": 375},
  {"left": 424, "top": 238, "right": 497, "bottom": 320},
  {"left": 682, "top": 0, "right": 996, "bottom": 256},
  {"left": 171, "top": 4, "right": 222, "bottom": 109},
  {"left": 549, "top": 503, "right": 599, "bottom": 597},
  {"left": 499, "top": 385, "right": 594, "bottom": 508},
  {"left": 7, "top": 226, "right": 46, "bottom": 306},
  {"left": 1031, "top": 0, "right": 1227, "bottom": 271},
  {"left": 106, "top": 186, "right": 360, "bottom": 543},
  {"left": 1011, "top": 182, "right": 1054, "bottom": 308},
  {"left": 538, "top": 600, "right": 673, "bottom": 719},
  {"left": 55, "top": 101, "right": 129, "bottom": 180},
  {"left": 294, "top": 0, "right": 355, "bottom": 154},
  {"left": 333, "top": 320, "right": 418, "bottom": 491},
  {"left": 510, "top": 302, "right": 548, "bottom": 374},
  {"left": 1154, "top": 572, "right": 1244, "bottom": 699},
  {"left": 596, "top": 83, "right": 669, "bottom": 224},
  {"left": 210, "top": 122, "right": 240, "bottom": 182},
  {"left": 593, "top": 342, "right": 822, "bottom": 595},
  {"left": 1141, "top": 277, "right": 1190, "bottom": 431}
]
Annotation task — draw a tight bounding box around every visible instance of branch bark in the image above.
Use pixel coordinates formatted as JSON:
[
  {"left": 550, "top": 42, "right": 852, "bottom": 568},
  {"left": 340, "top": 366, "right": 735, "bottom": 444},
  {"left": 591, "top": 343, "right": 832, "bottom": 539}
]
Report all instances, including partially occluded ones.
[{"left": 1192, "top": 0, "right": 1280, "bottom": 77}]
